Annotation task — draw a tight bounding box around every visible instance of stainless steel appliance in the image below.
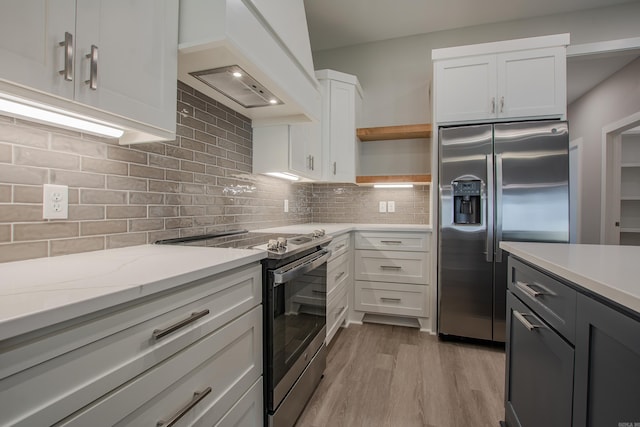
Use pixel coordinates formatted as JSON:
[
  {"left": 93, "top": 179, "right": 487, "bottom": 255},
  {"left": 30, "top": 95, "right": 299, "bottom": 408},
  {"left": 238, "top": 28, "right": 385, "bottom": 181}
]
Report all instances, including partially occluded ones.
[
  {"left": 438, "top": 120, "right": 569, "bottom": 342},
  {"left": 156, "top": 229, "right": 332, "bottom": 427}
]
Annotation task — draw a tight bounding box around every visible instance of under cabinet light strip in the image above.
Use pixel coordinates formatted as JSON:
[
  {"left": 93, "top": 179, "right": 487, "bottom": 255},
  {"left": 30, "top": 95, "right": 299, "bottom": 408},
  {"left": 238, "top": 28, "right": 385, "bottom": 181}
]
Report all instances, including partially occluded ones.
[
  {"left": 0, "top": 96, "right": 124, "bottom": 138},
  {"left": 265, "top": 172, "right": 300, "bottom": 181},
  {"left": 373, "top": 184, "right": 414, "bottom": 188}
]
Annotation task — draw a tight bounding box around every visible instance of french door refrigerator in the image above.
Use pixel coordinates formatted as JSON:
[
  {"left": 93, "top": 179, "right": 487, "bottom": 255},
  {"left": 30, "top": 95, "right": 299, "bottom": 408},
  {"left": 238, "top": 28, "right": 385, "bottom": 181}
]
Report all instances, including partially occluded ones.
[{"left": 438, "top": 120, "right": 569, "bottom": 342}]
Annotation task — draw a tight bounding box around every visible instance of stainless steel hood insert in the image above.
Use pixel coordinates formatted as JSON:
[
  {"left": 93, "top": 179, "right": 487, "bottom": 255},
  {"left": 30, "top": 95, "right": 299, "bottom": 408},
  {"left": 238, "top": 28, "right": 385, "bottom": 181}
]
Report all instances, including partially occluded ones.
[{"left": 189, "top": 65, "right": 282, "bottom": 108}]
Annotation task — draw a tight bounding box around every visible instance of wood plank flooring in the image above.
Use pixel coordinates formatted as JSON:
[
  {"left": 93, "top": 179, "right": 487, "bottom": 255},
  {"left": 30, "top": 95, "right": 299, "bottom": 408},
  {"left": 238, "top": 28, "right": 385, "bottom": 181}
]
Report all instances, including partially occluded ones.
[{"left": 295, "top": 323, "right": 505, "bottom": 427}]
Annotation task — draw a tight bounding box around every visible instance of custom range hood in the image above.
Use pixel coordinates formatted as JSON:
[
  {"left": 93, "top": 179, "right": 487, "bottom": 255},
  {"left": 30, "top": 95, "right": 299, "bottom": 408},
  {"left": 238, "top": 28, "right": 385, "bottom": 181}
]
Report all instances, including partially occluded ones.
[{"left": 178, "top": 0, "right": 321, "bottom": 124}]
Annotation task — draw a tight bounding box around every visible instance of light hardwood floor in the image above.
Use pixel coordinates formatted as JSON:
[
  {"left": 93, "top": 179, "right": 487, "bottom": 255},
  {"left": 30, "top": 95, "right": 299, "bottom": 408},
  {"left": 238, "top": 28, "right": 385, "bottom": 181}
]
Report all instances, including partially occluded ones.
[{"left": 296, "top": 323, "right": 505, "bottom": 427}]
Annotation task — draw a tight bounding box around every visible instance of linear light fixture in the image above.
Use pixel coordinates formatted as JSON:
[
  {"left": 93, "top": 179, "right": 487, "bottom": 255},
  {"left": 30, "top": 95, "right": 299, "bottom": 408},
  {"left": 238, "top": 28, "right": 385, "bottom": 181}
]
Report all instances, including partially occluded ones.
[
  {"left": 0, "top": 95, "right": 124, "bottom": 138},
  {"left": 373, "top": 184, "right": 414, "bottom": 188},
  {"left": 265, "top": 172, "right": 300, "bottom": 181}
]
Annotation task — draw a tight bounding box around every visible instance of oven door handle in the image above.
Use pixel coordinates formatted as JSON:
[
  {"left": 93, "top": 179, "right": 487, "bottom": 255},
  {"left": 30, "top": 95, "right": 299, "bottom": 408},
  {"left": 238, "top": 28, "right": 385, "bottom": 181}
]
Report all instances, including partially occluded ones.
[{"left": 272, "top": 249, "right": 331, "bottom": 284}]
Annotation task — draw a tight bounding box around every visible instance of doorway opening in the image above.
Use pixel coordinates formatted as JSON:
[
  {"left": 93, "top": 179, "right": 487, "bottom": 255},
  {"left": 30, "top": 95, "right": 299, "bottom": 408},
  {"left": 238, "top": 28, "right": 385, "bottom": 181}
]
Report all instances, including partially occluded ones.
[{"left": 601, "top": 111, "right": 640, "bottom": 245}]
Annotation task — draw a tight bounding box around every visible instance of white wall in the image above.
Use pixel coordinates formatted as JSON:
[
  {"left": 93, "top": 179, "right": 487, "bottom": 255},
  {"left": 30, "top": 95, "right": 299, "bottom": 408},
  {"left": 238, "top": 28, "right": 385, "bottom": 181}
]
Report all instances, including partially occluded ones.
[
  {"left": 568, "top": 57, "right": 640, "bottom": 243},
  {"left": 312, "top": 2, "right": 640, "bottom": 242},
  {"left": 312, "top": 2, "right": 640, "bottom": 127}
]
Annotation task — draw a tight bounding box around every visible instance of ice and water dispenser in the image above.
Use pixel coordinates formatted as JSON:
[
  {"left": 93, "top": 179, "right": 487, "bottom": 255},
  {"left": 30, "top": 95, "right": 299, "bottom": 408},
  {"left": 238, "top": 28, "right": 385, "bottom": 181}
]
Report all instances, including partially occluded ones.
[{"left": 452, "top": 180, "right": 481, "bottom": 224}]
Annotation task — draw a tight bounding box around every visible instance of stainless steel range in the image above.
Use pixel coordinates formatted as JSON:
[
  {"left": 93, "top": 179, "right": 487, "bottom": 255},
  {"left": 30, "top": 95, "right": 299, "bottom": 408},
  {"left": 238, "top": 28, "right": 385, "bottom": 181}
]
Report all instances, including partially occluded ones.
[{"left": 156, "top": 229, "right": 332, "bottom": 427}]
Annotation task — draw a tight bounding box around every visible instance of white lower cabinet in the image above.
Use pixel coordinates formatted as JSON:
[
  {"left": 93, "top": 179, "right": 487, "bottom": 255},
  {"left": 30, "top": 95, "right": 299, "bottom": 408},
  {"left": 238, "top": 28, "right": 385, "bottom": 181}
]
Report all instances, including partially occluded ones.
[
  {"left": 325, "top": 233, "right": 352, "bottom": 344},
  {"left": 0, "top": 263, "right": 263, "bottom": 427},
  {"left": 353, "top": 231, "right": 430, "bottom": 329}
]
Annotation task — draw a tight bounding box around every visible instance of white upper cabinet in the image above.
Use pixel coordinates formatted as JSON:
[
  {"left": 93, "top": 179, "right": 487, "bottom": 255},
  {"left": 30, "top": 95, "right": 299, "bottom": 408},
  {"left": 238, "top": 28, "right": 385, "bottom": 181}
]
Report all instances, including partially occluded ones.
[
  {"left": 433, "top": 34, "right": 569, "bottom": 124},
  {"left": 316, "top": 70, "right": 363, "bottom": 183},
  {"left": 253, "top": 122, "right": 322, "bottom": 181},
  {"left": 0, "top": 0, "right": 76, "bottom": 100},
  {"left": 74, "top": 0, "right": 178, "bottom": 136},
  {"left": 0, "top": 0, "right": 178, "bottom": 144}
]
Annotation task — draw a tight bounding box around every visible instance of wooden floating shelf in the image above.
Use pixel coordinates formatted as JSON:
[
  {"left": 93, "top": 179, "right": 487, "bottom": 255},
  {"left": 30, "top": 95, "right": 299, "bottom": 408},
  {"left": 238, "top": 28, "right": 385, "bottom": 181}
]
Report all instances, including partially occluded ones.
[
  {"left": 356, "top": 174, "right": 432, "bottom": 185},
  {"left": 357, "top": 124, "right": 432, "bottom": 141}
]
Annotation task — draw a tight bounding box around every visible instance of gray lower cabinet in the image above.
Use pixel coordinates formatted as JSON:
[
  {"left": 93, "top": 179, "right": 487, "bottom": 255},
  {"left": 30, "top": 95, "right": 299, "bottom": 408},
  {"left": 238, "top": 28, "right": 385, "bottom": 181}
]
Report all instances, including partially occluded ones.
[
  {"left": 573, "top": 294, "right": 640, "bottom": 427},
  {"left": 505, "top": 255, "right": 640, "bottom": 427},
  {"left": 505, "top": 292, "right": 574, "bottom": 427}
]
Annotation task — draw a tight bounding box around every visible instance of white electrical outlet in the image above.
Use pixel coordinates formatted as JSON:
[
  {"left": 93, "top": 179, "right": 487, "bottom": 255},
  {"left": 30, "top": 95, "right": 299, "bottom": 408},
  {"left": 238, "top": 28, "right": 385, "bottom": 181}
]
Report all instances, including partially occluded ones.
[
  {"left": 284, "top": 199, "right": 289, "bottom": 213},
  {"left": 43, "top": 184, "right": 68, "bottom": 219},
  {"left": 388, "top": 201, "right": 395, "bottom": 212},
  {"left": 379, "top": 201, "right": 387, "bottom": 213}
]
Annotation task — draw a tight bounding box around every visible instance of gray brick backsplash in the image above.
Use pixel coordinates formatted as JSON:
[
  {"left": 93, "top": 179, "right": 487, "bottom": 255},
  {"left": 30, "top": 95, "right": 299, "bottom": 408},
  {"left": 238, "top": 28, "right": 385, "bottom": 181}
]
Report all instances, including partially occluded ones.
[{"left": 0, "top": 81, "right": 428, "bottom": 263}]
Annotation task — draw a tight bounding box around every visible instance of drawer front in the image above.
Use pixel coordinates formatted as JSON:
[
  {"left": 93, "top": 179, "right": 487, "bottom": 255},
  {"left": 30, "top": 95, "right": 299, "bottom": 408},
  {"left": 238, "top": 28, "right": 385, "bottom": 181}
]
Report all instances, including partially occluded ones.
[
  {"left": 209, "top": 377, "right": 263, "bottom": 427},
  {"left": 326, "top": 283, "right": 349, "bottom": 344},
  {"left": 509, "top": 257, "right": 576, "bottom": 342},
  {"left": 57, "top": 306, "right": 262, "bottom": 427},
  {"left": 355, "top": 250, "right": 428, "bottom": 285},
  {"left": 0, "top": 265, "right": 262, "bottom": 427},
  {"left": 355, "top": 280, "right": 428, "bottom": 317},
  {"left": 355, "top": 231, "right": 430, "bottom": 252},
  {"left": 327, "top": 251, "right": 351, "bottom": 297},
  {"left": 328, "top": 233, "right": 351, "bottom": 261}
]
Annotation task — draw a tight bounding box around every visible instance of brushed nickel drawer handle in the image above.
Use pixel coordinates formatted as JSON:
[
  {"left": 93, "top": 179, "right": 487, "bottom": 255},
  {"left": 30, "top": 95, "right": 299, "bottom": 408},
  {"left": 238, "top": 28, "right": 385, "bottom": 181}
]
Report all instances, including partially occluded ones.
[
  {"left": 380, "top": 265, "right": 402, "bottom": 270},
  {"left": 334, "top": 271, "right": 346, "bottom": 281},
  {"left": 380, "top": 240, "right": 402, "bottom": 245},
  {"left": 515, "top": 280, "right": 543, "bottom": 298},
  {"left": 380, "top": 297, "right": 401, "bottom": 302},
  {"left": 513, "top": 310, "right": 540, "bottom": 331},
  {"left": 157, "top": 386, "right": 212, "bottom": 426},
  {"left": 152, "top": 309, "right": 210, "bottom": 340},
  {"left": 312, "top": 289, "right": 327, "bottom": 294},
  {"left": 335, "top": 243, "right": 346, "bottom": 250}
]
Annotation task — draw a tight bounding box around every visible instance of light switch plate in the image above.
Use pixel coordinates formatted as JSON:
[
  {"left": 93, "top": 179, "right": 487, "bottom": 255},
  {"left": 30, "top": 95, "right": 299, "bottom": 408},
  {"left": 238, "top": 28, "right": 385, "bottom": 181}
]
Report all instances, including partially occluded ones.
[
  {"left": 379, "top": 201, "right": 387, "bottom": 213},
  {"left": 43, "top": 184, "right": 68, "bottom": 219}
]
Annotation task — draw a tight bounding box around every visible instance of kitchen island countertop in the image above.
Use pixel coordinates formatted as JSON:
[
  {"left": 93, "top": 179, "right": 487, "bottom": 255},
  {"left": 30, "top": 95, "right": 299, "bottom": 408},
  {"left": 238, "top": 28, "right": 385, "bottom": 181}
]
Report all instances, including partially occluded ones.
[
  {"left": 0, "top": 244, "right": 266, "bottom": 341},
  {"left": 500, "top": 242, "right": 640, "bottom": 315}
]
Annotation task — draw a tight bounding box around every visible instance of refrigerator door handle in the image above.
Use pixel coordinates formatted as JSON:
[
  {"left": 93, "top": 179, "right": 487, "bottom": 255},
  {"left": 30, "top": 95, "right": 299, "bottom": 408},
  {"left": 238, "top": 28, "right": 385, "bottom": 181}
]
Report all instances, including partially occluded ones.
[
  {"left": 495, "top": 153, "right": 504, "bottom": 262},
  {"left": 486, "top": 154, "right": 494, "bottom": 263}
]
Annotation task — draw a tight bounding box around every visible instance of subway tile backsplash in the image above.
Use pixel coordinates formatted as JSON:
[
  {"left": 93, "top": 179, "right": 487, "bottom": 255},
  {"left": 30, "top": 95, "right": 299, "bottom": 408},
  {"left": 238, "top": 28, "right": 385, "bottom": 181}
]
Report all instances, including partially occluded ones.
[{"left": 0, "top": 81, "right": 429, "bottom": 263}]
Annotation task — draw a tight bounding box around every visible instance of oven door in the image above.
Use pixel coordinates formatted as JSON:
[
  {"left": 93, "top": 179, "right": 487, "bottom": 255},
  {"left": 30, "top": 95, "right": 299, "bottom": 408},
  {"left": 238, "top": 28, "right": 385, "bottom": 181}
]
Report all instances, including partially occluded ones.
[{"left": 267, "top": 248, "right": 330, "bottom": 411}]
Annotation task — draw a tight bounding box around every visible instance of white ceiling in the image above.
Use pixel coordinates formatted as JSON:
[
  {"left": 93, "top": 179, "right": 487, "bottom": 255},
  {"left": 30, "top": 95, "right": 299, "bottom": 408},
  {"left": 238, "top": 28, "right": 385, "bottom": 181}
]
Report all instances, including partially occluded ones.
[{"left": 304, "top": 0, "right": 636, "bottom": 51}]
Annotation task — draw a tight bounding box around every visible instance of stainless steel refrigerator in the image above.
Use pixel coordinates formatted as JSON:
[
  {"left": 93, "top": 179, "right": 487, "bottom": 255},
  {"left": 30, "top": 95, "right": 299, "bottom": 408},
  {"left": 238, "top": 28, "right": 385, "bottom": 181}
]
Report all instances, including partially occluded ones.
[{"left": 438, "top": 120, "right": 569, "bottom": 342}]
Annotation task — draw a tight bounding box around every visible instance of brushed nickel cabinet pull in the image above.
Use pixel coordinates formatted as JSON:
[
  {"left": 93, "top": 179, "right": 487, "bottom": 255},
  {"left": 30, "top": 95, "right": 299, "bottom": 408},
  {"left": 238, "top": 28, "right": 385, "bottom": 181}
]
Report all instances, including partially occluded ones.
[
  {"left": 513, "top": 310, "right": 540, "bottom": 331},
  {"left": 380, "top": 265, "right": 402, "bottom": 270},
  {"left": 58, "top": 32, "right": 73, "bottom": 81},
  {"left": 516, "top": 280, "right": 543, "bottom": 298},
  {"left": 491, "top": 97, "right": 496, "bottom": 113},
  {"left": 333, "top": 161, "right": 337, "bottom": 175},
  {"left": 380, "top": 297, "right": 401, "bottom": 302},
  {"left": 500, "top": 96, "right": 505, "bottom": 113},
  {"left": 156, "top": 387, "right": 212, "bottom": 426},
  {"left": 334, "top": 271, "right": 346, "bottom": 281},
  {"left": 85, "top": 45, "right": 98, "bottom": 90},
  {"left": 312, "top": 289, "right": 327, "bottom": 294},
  {"left": 335, "top": 244, "right": 345, "bottom": 250},
  {"left": 152, "top": 309, "right": 210, "bottom": 340},
  {"left": 380, "top": 240, "right": 402, "bottom": 245}
]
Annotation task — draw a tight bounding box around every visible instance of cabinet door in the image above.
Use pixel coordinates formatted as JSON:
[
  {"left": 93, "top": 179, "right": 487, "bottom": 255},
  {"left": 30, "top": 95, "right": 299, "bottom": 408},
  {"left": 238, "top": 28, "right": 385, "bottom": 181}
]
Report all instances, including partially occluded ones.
[
  {"left": 327, "top": 80, "right": 356, "bottom": 182},
  {"left": 74, "top": 0, "right": 177, "bottom": 132},
  {"left": 497, "top": 47, "right": 566, "bottom": 119},
  {"left": 505, "top": 292, "right": 574, "bottom": 427},
  {"left": 435, "top": 54, "right": 496, "bottom": 123},
  {"left": 573, "top": 294, "right": 640, "bottom": 427},
  {"left": 0, "top": 0, "right": 75, "bottom": 99},
  {"left": 289, "top": 122, "right": 321, "bottom": 179}
]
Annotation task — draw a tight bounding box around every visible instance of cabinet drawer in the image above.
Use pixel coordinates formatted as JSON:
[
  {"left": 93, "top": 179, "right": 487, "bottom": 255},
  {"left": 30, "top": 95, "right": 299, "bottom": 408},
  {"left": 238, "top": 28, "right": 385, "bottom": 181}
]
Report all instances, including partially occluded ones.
[
  {"left": 509, "top": 257, "right": 576, "bottom": 342},
  {"left": 326, "top": 282, "right": 349, "bottom": 344},
  {"left": 355, "top": 231, "right": 430, "bottom": 252},
  {"left": 328, "top": 233, "right": 351, "bottom": 260},
  {"left": 355, "top": 281, "right": 428, "bottom": 317},
  {"left": 327, "top": 251, "right": 350, "bottom": 297},
  {"left": 0, "top": 265, "right": 262, "bottom": 427},
  {"left": 355, "top": 250, "right": 428, "bottom": 285},
  {"left": 57, "top": 306, "right": 262, "bottom": 427}
]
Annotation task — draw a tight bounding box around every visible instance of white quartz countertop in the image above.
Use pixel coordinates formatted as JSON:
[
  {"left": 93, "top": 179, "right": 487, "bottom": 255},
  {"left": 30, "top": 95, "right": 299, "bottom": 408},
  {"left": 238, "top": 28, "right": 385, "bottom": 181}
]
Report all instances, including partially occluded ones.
[
  {"left": 0, "top": 245, "right": 266, "bottom": 341},
  {"left": 500, "top": 242, "right": 640, "bottom": 315},
  {"left": 254, "top": 223, "right": 431, "bottom": 236}
]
